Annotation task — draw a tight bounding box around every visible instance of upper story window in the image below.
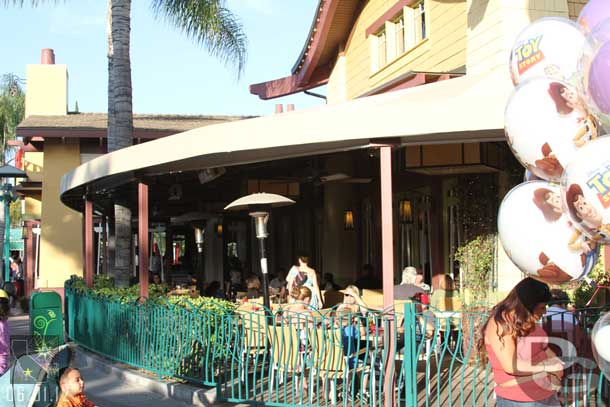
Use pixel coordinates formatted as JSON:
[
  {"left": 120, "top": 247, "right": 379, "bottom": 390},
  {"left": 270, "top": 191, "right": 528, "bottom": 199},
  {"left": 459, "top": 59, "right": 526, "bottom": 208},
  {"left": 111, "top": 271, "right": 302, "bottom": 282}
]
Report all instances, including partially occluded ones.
[
  {"left": 369, "top": 0, "right": 428, "bottom": 73},
  {"left": 377, "top": 28, "right": 387, "bottom": 68}
]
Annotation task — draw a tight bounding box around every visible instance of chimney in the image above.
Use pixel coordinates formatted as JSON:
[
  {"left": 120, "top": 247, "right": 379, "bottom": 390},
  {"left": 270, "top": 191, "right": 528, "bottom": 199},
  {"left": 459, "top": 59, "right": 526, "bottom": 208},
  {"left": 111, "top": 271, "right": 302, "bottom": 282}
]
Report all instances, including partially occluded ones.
[
  {"left": 274, "top": 104, "right": 283, "bottom": 114},
  {"left": 25, "top": 48, "right": 68, "bottom": 117},
  {"left": 41, "top": 48, "right": 55, "bottom": 65},
  {"left": 287, "top": 104, "right": 295, "bottom": 112}
]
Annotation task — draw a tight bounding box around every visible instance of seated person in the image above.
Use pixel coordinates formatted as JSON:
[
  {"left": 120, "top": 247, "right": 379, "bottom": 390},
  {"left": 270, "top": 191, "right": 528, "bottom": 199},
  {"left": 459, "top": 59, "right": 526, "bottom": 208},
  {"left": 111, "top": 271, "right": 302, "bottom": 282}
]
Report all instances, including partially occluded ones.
[
  {"left": 245, "top": 275, "right": 262, "bottom": 299},
  {"left": 150, "top": 273, "right": 162, "bottom": 285},
  {"left": 203, "top": 281, "right": 223, "bottom": 298},
  {"left": 430, "top": 274, "right": 460, "bottom": 311},
  {"left": 269, "top": 269, "right": 287, "bottom": 300},
  {"left": 338, "top": 285, "right": 371, "bottom": 316},
  {"left": 321, "top": 273, "right": 340, "bottom": 291},
  {"left": 394, "top": 266, "right": 426, "bottom": 300}
]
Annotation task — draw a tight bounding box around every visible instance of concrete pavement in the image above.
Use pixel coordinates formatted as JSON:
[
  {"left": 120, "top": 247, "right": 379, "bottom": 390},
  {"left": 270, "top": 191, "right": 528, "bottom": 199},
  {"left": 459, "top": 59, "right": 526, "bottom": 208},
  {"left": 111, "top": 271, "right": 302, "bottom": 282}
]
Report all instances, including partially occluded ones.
[{"left": 7, "top": 314, "right": 245, "bottom": 407}]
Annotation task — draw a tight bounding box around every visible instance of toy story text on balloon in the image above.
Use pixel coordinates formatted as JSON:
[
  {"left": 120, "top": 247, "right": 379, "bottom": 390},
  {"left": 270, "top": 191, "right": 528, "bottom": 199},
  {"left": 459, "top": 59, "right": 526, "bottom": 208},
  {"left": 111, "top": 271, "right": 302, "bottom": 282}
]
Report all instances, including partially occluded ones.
[
  {"left": 510, "top": 18, "right": 586, "bottom": 86},
  {"left": 562, "top": 137, "right": 610, "bottom": 244}
]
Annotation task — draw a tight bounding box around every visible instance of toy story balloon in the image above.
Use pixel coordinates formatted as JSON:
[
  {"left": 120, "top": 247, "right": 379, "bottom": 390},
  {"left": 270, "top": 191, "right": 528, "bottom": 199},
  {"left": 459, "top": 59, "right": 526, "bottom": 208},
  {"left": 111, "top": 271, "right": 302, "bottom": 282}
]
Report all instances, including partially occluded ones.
[
  {"left": 580, "top": 19, "right": 610, "bottom": 131},
  {"left": 510, "top": 18, "right": 586, "bottom": 86},
  {"left": 577, "top": 0, "right": 610, "bottom": 33},
  {"left": 561, "top": 136, "right": 610, "bottom": 244},
  {"left": 505, "top": 77, "right": 600, "bottom": 181},
  {"left": 498, "top": 181, "right": 598, "bottom": 284},
  {"left": 592, "top": 311, "right": 610, "bottom": 379}
]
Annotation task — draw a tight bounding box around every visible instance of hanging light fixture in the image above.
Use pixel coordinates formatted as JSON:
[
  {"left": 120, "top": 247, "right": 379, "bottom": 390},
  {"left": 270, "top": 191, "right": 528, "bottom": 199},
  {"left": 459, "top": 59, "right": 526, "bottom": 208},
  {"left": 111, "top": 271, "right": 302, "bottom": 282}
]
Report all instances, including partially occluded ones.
[
  {"left": 215, "top": 222, "right": 223, "bottom": 237},
  {"left": 399, "top": 200, "right": 413, "bottom": 224},
  {"left": 344, "top": 210, "right": 354, "bottom": 230}
]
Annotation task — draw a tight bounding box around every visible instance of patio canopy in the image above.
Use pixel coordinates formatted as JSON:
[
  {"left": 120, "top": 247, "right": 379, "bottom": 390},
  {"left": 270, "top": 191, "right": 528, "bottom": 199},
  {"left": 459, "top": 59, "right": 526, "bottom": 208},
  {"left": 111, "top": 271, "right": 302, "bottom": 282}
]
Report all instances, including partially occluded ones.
[{"left": 60, "top": 69, "right": 513, "bottom": 209}]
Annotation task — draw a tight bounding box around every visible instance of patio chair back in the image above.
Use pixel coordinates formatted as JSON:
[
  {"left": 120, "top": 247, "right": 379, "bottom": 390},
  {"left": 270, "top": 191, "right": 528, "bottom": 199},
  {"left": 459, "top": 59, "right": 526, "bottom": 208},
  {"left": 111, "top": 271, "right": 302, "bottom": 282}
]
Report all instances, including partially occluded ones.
[
  {"left": 310, "top": 326, "right": 346, "bottom": 378},
  {"left": 268, "top": 325, "right": 303, "bottom": 373},
  {"left": 236, "top": 308, "right": 269, "bottom": 352}
]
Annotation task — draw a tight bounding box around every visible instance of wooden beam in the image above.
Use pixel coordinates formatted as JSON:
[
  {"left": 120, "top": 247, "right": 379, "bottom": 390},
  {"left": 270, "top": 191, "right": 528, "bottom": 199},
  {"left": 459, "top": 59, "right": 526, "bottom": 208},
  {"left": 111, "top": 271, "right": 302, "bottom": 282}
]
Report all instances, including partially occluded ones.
[
  {"left": 138, "top": 183, "right": 149, "bottom": 298},
  {"left": 84, "top": 200, "right": 94, "bottom": 288},
  {"left": 380, "top": 145, "right": 396, "bottom": 407}
]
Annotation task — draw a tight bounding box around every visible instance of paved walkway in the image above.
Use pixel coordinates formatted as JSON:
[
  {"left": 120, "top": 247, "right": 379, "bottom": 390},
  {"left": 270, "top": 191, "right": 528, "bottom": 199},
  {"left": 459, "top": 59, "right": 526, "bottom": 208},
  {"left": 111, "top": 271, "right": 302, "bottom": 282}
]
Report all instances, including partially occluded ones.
[{"left": 7, "top": 314, "right": 242, "bottom": 407}]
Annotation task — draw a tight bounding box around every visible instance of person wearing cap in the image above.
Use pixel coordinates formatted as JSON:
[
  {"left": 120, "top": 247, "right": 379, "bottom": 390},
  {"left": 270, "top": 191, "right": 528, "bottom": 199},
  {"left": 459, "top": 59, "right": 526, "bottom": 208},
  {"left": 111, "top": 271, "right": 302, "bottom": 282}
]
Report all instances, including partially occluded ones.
[
  {"left": 0, "top": 289, "right": 10, "bottom": 375},
  {"left": 480, "top": 277, "right": 565, "bottom": 406},
  {"left": 337, "top": 285, "right": 371, "bottom": 316}
]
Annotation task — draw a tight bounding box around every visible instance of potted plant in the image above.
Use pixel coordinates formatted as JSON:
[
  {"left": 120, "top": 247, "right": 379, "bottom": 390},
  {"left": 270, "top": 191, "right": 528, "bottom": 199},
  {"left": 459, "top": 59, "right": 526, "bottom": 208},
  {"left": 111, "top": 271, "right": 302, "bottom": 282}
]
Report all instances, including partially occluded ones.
[{"left": 454, "top": 233, "right": 496, "bottom": 364}]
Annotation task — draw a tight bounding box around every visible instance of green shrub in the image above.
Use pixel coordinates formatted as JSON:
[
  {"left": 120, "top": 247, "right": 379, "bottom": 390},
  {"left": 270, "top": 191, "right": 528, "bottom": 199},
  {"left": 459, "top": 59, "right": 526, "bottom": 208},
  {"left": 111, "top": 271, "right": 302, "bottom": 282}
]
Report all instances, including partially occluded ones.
[
  {"left": 454, "top": 234, "right": 496, "bottom": 307},
  {"left": 573, "top": 259, "right": 609, "bottom": 308},
  {"left": 65, "top": 275, "right": 235, "bottom": 313}
]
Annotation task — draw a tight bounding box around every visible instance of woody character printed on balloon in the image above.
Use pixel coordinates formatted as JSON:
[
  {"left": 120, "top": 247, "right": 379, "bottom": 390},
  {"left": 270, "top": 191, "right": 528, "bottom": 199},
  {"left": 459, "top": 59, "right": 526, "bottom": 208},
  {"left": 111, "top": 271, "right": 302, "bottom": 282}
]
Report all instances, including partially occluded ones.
[
  {"left": 533, "top": 188, "right": 597, "bottom": 283},
  {"left": 547, "top": 82, "right": 599, "bottom": 147},
  {"left": 536, "top": 251, "right": 573, "bottom": 284},
  {"left": 566, "top": 183, "right": 610, "bottom": 242},
  {"left": 534, "top": 143, "right": 563, "bottom": 179}
]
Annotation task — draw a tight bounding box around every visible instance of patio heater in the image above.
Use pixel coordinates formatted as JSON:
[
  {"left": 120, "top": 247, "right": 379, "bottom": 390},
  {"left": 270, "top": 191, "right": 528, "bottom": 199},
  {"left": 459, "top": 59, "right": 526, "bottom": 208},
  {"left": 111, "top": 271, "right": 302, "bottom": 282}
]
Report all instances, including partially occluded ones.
[
  {"left": 224, "top": 193, "right": 295, "bottom": 311},
  {"left": 0, "top": 165, "right": 27, "bottom": 283},
  {"left": 193, "top": 223, "right": 205, "bottom": 285}
]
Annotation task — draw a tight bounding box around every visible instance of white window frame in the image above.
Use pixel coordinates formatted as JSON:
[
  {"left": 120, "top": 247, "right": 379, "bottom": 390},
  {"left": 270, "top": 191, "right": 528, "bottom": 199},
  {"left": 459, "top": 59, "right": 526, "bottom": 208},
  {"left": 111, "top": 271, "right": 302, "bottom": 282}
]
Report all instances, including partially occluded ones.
[{"left": 369, "top": 0, "right": 428, "bottom": 73}]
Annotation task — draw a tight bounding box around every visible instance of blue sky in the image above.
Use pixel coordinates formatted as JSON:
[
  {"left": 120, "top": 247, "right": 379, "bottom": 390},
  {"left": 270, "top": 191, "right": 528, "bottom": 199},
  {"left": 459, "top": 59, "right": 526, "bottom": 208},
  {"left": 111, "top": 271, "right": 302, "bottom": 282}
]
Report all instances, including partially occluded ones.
[{"left": 0, "top": 0, "right": 325, "bottom": 116}]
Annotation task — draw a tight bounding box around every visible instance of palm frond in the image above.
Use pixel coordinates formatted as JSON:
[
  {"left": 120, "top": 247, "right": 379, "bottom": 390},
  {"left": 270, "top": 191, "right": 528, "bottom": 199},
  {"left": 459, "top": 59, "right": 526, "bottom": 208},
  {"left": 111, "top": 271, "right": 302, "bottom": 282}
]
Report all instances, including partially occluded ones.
[
  {"left": 150, "top": 0, "right": 247, "bottom": 78},
  {"left": 1, "top": 0, "right": 64, "bottom": 6}
]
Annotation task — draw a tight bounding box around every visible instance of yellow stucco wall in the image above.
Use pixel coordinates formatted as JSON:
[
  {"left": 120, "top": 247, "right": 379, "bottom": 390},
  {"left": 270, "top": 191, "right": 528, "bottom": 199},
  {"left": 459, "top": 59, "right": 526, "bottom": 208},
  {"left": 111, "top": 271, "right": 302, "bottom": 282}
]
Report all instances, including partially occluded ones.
[
  {"left": 38, "top": 139, "right": 83, "bottom": 288},
  {"left": 339, "top": 0, "right": 467, "bottom": 99},
  {"left": 24, "top": 65, "right": 68, "bottom": 117},
  {"left": 24, "top": 196, "right": 42, "bottom": 219},
  {"left": 23, "top": 151, "right": 44, "bottom": 183}
]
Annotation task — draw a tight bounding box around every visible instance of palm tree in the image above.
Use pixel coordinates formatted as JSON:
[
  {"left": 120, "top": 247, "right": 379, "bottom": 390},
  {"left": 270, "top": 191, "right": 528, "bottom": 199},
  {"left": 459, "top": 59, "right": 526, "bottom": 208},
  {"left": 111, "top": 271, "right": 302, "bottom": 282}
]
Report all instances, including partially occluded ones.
[
  {"left": 0, "top": 74, "right": 25, "bottom": 283},
  {"left": 4, "top": 0, "right": 247, "bottom": 286},
  {"left": 106, "top": 0, "right": 246, "bottom": 287}
]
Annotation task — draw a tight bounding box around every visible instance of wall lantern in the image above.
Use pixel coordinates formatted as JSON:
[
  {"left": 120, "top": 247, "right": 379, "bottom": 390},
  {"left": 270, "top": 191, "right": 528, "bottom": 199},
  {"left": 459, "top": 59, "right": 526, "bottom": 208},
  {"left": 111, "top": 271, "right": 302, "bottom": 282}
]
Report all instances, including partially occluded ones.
[
  {"left": 215, "top": 222, "right": 223, "bottom": 237},
  {"left": 399, "top": 200, "right": 413, "bottom": 224},
  {"left": 344, "top": 210, "right": 354, "bottom": 230}
]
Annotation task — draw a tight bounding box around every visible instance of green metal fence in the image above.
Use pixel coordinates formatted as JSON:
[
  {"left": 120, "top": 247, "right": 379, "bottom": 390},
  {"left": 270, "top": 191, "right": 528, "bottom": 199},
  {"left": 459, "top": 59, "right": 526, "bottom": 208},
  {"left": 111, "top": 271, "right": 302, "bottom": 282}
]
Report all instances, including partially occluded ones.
[
  {"left": 64, "top": 288, "right": 609, "bottom": 406},
  {"left": 64, "top": 286, "right": 233, "bottom": 386}
]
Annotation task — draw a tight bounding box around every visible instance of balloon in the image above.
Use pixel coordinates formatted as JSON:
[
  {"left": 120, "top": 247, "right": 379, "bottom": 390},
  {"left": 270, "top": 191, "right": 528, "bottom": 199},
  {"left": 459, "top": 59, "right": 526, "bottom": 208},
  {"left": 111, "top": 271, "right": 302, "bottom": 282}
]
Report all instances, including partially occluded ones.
[
  {"left": 505, "top": 77, "right": 601, "bottom": 182},
  {"left": 510, "top": 18, "right": 585, "bottom": 86},
  {"left": 588, "top": 42, "right": 610, "bottom": 114},
  {"left": 592, "top": 311, "right": 610, "bottom": 379},
  {"left": 580, "top": 19, "right": 610, "bottom": 130},
  {"left": 561, "top": 136, "right": 610, "bottom": 244},
  {"left": 498, "top": 181, "right": 598, "bottom": 284},
  {"left": 578, "top": 0, "right": 610, "bottom": 33},
  {"left": 524, "top": 169, "right": 542, "bottom": 182}
]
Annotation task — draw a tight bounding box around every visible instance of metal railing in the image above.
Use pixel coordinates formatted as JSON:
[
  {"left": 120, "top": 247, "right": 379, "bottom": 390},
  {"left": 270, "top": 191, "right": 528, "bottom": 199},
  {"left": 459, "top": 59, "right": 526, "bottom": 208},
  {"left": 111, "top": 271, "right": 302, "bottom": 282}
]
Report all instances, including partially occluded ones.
[{"left": 64, "top": 288, "right": 609, "bottom": 406}]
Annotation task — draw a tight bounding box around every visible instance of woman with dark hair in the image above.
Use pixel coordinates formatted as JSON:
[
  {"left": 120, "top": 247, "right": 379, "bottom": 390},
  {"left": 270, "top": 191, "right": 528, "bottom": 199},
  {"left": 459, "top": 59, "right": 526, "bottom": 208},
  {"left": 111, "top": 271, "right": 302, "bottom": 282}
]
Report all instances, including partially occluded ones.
[
  {"left": 480, "top": 278, "right": 564, "bottom": 406},
  {"left": 286, "top": 255, "right": 322, "bottom": 310},
  {"left": 0, "top": 289, "right": 10, "bottom": 375}
]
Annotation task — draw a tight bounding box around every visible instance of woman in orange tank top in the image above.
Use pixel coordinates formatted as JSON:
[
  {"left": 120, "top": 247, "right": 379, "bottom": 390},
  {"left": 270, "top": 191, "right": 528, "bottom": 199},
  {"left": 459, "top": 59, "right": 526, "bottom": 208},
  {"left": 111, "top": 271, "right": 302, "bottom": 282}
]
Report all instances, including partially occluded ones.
[{"left": 479, "top": 278, "right": 565, "bottom": 406}]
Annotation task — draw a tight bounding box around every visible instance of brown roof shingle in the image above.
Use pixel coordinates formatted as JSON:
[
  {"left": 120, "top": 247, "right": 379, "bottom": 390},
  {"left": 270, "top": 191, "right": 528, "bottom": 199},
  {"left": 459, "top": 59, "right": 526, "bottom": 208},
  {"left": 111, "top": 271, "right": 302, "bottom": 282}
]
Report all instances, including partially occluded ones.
[{"left": 18, "top": 112, "right": 255, "bottom": 132}]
